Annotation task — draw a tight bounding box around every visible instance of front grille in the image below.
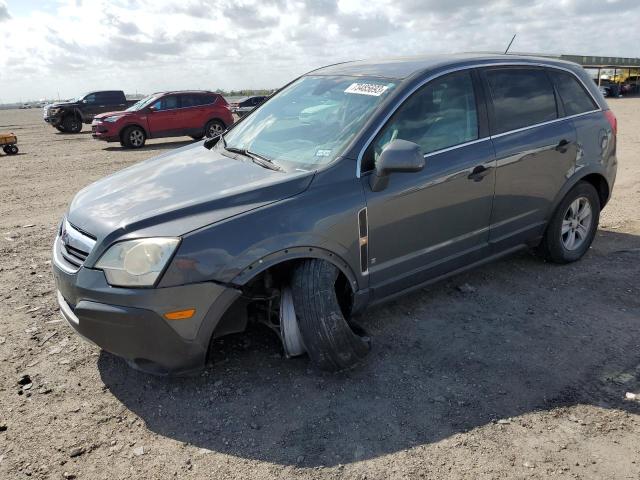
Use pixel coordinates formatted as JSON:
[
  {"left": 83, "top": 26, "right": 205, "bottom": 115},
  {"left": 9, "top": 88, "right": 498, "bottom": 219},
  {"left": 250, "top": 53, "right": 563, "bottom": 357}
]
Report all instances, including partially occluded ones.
[{"left": 58, "top": 219, "right": 96, "bottom": 271}]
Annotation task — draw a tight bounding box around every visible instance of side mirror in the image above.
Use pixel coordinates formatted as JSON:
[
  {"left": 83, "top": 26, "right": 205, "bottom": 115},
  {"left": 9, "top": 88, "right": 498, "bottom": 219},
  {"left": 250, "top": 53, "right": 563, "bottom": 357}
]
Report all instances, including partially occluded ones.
[
  {"left": 147, "top": 105, "right": 156, "bottom": 112},
  {"left": 369, "top": 139, "right": 425, "bottom": 192},
  {"left": 82, "top": 99, "right": 88, "bottom": 104}
]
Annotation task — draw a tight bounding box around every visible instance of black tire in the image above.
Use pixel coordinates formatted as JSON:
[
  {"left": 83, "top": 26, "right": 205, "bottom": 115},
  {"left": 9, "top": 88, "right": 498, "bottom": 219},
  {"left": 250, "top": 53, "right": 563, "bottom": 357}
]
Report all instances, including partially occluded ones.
[
  {"left": 55, "top": 125, "right": 66, "bottom": 133},
  {"left": 291, "top": 260, "right": 370, "bottom": 371},
  {"left": 204, "top": 120, "right": 225, "bottom": 138},
  {"left": 62, "top": 115, "right": 82, "bottom": 133},
  {"left": 537, "top": 181, "right": 600, "bottom": 264},
  {"left": 122, "top": 126, "right": 146, "bottom": 149},
  {"left": 5, "top": 145, "right": 18, "bottom": 155}
]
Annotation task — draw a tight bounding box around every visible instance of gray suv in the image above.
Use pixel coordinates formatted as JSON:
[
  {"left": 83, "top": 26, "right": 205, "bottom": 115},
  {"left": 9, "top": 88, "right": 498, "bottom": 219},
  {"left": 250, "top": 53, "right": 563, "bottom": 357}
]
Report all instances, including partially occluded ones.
[{"left": 52, "top": 54, "right": 617, "bottom": 375}]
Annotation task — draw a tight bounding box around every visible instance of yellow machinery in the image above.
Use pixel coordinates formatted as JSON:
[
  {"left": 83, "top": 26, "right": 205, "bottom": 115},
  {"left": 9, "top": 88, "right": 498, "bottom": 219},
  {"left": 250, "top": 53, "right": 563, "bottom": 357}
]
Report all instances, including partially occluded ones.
[{"left": 0, "top": 132, "right": 18, "bottom": 155}]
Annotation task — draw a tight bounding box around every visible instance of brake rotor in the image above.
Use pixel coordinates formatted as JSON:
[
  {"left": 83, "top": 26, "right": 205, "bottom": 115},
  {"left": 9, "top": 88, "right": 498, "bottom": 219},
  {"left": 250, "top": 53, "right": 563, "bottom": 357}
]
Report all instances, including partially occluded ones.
[{"left": 279, "top": 287, "right": 306, "bottom": 357}]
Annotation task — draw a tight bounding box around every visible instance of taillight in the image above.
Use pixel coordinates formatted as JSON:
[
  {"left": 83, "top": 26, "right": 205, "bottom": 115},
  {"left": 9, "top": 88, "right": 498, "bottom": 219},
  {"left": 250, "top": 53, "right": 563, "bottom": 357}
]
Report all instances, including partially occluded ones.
[{"left": 604, "top": 110, "right": 617, "bottom": 135}]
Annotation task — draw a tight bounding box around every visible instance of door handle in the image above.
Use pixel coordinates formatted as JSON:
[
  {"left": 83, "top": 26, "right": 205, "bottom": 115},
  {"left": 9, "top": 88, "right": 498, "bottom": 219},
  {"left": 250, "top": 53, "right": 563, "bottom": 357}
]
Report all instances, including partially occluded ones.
[
  {"left": 467, "top": 165, "right": 492, "bottom": 182},
  {"left": 555, "top": 139, "right": 570, "bottom": 153}
]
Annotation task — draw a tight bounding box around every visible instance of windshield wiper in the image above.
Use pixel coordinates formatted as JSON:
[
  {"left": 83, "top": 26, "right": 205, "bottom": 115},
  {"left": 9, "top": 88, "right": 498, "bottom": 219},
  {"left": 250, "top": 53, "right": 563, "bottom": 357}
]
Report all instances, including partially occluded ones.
[{"left": 225, "top": 146, "right": 285, "bottom": 172}]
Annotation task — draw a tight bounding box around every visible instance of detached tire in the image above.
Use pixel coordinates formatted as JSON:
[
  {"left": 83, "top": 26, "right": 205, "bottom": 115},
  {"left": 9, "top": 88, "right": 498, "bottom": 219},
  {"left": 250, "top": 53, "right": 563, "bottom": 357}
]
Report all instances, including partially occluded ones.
[
  {"left": 538, "top": 181, "right": 600, "bottom": 264},
  {"left": 62, "top": 115, "right": 82, "bottom": 133},
  {"left": 291, "top": 260, "right": 370, "bottom": 371}
]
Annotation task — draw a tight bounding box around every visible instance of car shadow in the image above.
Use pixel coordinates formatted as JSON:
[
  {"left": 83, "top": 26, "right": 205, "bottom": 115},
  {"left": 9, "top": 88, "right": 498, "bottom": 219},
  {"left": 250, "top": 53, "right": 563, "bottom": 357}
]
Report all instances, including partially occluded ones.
[
  {"left": 102, "top": 139, "right": 195, "bottom": 152},
  {"left": 99, "top": 229, "right": 640, "bottom": 467}
]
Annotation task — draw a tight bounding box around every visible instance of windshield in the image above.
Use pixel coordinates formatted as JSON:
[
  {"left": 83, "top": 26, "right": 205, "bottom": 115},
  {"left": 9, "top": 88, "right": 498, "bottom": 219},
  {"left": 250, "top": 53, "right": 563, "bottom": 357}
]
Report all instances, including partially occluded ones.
[
  {"left": 126, "top": 94, "right": 160, "bottom": 112},
  {"left": 222, "top": 75, "right": 397, "bottom": 171}
]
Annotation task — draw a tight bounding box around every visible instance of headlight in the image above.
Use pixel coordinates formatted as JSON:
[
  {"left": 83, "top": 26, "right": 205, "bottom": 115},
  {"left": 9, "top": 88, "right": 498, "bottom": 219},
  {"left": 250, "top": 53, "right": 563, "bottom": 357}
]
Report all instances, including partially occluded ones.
[
  {"left": 103, "top": 115, "right": 123, "bottom": 123},
  {"left": 49, "top": 108, "right": 59, "bottom": 115},
  {"left": 95, "top": 238, "right": 179, "bottom": 287}
]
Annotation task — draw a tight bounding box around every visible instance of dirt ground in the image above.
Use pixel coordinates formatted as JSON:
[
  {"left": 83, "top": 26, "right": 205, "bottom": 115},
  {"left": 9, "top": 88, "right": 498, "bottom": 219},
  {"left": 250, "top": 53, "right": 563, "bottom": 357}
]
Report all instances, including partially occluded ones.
[{"left": 0, "top": 103, "right": 639, "bottom": 480}]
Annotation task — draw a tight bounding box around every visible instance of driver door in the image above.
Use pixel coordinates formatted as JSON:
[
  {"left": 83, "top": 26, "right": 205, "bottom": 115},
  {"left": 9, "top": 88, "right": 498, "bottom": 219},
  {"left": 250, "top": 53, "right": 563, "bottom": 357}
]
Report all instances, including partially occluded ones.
[{"left": 361, "top": 70, "right": 496, "bottom": 299}]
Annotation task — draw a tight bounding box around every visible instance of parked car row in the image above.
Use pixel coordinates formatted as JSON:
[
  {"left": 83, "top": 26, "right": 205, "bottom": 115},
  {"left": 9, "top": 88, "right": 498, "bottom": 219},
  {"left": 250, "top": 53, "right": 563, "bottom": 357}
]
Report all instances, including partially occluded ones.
[{"left": 42, "top": 90, "right": 268, "bottom": 148}]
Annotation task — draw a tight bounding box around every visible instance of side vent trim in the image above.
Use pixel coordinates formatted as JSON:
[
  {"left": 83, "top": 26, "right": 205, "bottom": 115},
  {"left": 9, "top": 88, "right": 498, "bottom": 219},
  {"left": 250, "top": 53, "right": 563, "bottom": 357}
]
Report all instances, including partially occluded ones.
[{"left": 358, "top": 207, "right": 369, "bottom": 275}]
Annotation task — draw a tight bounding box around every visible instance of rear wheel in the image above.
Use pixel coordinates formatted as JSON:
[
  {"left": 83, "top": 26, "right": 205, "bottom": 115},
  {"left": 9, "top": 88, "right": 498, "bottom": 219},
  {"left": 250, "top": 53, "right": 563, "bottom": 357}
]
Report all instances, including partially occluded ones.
[
  {"left": 204, "top": 120, "right": 225, "bottom": 138},
  {"left": 62, "top": 115, "right": 82, "bottom": 133},
  {"left": 538, "top": 181, "right": 600, "bottom": 264},
  {"left": 291, "top": 260, "right": 370, "bottom": 371},
  {"left": 122, "top": 126, "right": 146, "bottom": 148},
  {"left": 3, "top": 145, "right": 18, "bottom": 155}
]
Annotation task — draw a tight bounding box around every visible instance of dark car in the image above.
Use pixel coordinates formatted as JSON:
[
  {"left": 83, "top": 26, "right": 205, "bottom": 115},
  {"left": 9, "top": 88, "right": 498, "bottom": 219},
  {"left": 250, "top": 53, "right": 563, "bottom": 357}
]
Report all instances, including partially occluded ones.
[
  {"left": 91, "top": 91, "right": 234, "bottom": 148},
  {"left": 43, "top": 90, "right": 137, "bottom": 133},
  {"left": 230, "top": 95, "right": 267, "bottom": 117},
  {"left": 52, "top": 54, "right": 617, "bottom": 375}
]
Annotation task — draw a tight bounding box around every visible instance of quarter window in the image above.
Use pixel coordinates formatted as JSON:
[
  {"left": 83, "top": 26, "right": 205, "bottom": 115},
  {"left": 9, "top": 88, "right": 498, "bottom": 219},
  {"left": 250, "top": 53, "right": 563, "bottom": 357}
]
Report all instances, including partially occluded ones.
[
  {"left": 485, "top": 68, "right": 558, "bottom": 134},
  {"left": 365, "top": 71, "right": 478, "bottom": 171},
  {"left": 548, "top": 70, "right": 598, "bottom": 116}
]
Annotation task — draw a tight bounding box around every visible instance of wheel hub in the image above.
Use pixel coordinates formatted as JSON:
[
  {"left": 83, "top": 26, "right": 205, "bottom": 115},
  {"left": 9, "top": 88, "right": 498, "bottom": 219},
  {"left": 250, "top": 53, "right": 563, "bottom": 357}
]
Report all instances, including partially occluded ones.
[
  {"left": 279, "top": 287, "right": 306, "bottom": 358},
  {"left": 561, "top": 196, "right": 592, "bottom": 251}
]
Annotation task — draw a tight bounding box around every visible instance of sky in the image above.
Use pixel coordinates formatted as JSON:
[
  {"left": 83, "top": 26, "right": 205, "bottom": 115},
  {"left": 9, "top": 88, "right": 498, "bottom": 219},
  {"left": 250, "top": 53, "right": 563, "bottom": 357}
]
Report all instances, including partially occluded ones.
[{"left": 0, "top": 0, "right": 639, "bottom": 103}]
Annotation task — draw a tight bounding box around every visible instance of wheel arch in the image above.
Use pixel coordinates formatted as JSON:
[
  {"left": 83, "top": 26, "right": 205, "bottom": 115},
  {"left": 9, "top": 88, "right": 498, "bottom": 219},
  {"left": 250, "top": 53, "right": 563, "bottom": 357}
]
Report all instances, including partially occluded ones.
[
  {"left": 205, "top": 117, "right": 227, "bottom": 129},
  {"left": 580, "top": 172, "right": 610, "bottom": 209},
  {"left": 232, "top": 246, "right": 360, "bottom": 293},
  {"left": 548, "top": 169, "right": 611, "bottom": 222},
  {"left": 119, "top": 123, "right": 149, "bottom": 141}
]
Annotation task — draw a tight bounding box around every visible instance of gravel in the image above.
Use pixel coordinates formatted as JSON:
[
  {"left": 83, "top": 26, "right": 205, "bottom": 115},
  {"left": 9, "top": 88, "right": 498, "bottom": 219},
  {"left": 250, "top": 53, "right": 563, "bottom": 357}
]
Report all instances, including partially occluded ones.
[{"left": 0, "top": 103, "right": 639, "bottom": 479}]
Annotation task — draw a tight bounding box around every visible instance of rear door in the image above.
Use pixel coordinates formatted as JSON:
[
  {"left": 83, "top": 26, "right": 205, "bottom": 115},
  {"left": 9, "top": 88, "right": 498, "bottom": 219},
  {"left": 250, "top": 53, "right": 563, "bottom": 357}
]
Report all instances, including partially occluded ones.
[
  {"left": 179, "top": 94, "right": 209, "bottom": 135},
  {"left": 362, "top": 70, "right": 496, "bottom": 299},
  {"left": 146, "top": 94, "right": 180, "bottom": 138},
  {"left": 482, "top": 67, "right": 577, "bottom": 250}
]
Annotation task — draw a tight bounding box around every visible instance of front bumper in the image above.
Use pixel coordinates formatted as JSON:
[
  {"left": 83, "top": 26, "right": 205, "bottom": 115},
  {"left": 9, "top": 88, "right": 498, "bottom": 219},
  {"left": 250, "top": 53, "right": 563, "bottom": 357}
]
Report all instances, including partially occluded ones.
[
  {"left": 91, "top": 122, "right": 120, "bottom": 142},
  {"left": 52, "top": 237, "right": 241, "bottom": 375},
  {"left": 44, "top": 113, "right": 63, "bottom": 126}
]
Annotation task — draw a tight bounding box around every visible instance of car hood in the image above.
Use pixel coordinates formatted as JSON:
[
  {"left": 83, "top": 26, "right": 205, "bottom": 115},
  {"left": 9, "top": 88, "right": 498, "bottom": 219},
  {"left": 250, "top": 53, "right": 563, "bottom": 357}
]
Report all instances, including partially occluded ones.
[
  {"left": 48, "top": 100, "right": 80, "bottom": 108},
  {"left": 67, "top": 143, "right": 315, "bottom": 244},
  {"left": 94, "top": 110, "right": 131, "bottom": 120}
]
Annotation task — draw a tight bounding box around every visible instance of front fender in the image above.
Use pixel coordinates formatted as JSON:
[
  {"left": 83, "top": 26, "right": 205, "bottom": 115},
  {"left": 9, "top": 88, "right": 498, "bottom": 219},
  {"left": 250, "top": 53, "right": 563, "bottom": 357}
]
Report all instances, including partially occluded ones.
[{"left": 158, "top": 159, "right": 367, "bottom": 291}]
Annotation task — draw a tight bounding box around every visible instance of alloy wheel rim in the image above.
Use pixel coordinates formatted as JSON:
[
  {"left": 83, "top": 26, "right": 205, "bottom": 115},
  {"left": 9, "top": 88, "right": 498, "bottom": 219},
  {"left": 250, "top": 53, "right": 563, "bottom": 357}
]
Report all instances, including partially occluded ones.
[
  {"left": 130, "top": 130, "right": 144, "bottom": 146},
  {"left": 208, "top": 123, "right": 223, "bottom": 136},
  {"left": 561, "top": 196, "right": 592, "bottom": 251}
]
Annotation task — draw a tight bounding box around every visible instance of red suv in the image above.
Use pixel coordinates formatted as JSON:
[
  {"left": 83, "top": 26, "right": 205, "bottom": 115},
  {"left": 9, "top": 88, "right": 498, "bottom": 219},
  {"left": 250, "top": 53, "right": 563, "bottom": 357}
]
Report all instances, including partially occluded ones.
[{"left": 91, "top": 91, "right": 234, "bottom": 148}]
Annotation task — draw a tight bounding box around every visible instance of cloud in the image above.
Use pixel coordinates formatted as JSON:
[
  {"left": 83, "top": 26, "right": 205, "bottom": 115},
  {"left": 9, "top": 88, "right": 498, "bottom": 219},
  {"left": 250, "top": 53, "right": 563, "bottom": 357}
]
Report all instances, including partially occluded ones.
[
  {"left": 103, "top": 13, "right": 141, "bottom": 36},
  {"left": 221, "top": 3, "right": 280, "bottom": 29},
  {"left": 1, "top": 0, "right": 640, "bottom": 103},
  {"left": 0, "top": 1, "right": 10, "bottom": 21}
]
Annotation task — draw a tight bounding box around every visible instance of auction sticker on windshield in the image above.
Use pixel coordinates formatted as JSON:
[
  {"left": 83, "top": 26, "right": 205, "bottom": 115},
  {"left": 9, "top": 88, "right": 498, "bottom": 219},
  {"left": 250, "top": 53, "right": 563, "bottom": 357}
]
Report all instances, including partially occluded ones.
[{"left": 344, "top": 83, "right": 389, "bottom": 96}]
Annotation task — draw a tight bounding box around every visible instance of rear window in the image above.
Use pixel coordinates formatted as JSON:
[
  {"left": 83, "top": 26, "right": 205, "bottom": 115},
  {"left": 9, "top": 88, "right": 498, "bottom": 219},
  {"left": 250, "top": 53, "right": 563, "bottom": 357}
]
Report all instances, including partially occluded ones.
[
  {"left": 485, "top": 68, "right": 558, "bottom": 134},
  {"left": 548, "top": 70, "right": 598, "bottom": 116},
  {"left": 181, "top": 94, "right": 208, "bottom": 108}
]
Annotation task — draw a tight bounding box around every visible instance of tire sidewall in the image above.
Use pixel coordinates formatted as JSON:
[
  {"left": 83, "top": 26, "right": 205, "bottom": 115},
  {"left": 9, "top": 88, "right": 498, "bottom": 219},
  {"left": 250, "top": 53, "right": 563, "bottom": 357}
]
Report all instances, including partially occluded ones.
[
  {"left": 63, "top": 115, "right": 82, "bottom": 133},
  {"left": 123, "top": 126, "right": 146, "bottom": 149},
  {"left": 205, "top": 120, "right": 224, "bottom": 138},
  {"left": 545, "top": 182, "right": 600, "bottom": 263}
]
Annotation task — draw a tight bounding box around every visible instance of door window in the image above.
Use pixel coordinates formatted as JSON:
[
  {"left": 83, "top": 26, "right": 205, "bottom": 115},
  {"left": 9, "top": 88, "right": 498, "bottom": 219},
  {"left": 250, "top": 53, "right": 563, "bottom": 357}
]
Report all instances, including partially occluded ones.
[
  {"left": 152, "top": 95, "right": 179, "bottom": 111},
  {"left": 84, "top": 94, "right": 97, "bottom": 104},
  {"left": 365, "top": 71, "right": 478, "bottom": 171},
  {"left": 548, "top": 70, "right": 598, "bottom": 116},
  {"left": 485, "top": 68, "right": 558, "bottom": 134}
]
